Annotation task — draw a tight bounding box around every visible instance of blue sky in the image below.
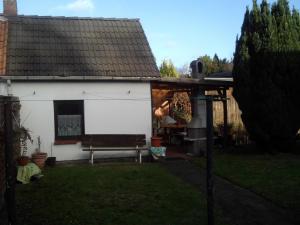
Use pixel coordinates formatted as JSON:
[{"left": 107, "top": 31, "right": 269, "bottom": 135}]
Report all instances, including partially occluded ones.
[{"left": 1, "top": 0, "right": 300, "bottom": 68}]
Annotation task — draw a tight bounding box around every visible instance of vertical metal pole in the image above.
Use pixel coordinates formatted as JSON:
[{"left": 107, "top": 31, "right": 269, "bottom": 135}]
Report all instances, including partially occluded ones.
[
  {"left": 206, "top": 96, "right": 214, "bottom": 225},
  {"left": 222, "top": 89, "right": 228, "bottom": 149},
  {"left": 4, "top": 97, "right": 17, "bottom": 225}
]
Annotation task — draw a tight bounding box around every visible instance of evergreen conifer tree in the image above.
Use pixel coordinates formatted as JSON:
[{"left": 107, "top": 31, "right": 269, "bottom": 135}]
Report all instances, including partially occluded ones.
[{"left": 233, "top": 0, "right": 300, "bottom": 151}]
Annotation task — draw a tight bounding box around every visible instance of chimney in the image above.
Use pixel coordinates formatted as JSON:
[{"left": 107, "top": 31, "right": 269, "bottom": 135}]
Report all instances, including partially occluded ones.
[
  {"left": 3, "top": 0, "right": 18, "bottom": 16},
  {"left": 0, "top": 17, "right": 8, "bottom": 76}
]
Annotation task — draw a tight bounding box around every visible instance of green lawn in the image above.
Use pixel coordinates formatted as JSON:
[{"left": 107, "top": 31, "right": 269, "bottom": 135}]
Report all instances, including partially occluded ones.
[
  {"left": 16, "top": 163, "right": 220, "bottom": 225},
  {"left": 193, "top": 149, "right": 300, "bottom": 210}
]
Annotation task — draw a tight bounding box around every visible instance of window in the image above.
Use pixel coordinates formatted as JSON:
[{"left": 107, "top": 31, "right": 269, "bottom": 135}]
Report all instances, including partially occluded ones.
[{"left": 54, "top": 100, "right": 84, "bottom": 140}]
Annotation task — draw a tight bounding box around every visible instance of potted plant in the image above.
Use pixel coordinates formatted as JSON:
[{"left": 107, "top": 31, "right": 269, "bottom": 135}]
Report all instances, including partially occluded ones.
[
  {"left": 16, "top": 126, "right": 32, "bottom": 166},
  {"left": 31, "top": 136, "right": 47, "bottom": 169},
  {"left": 46, "top": 143, "right": 56, "bottom": 167},
  {"left": 151, "top": 136, "right": 162, "bottom": 147},
  {"left": 151, "top": 118, "right": 162, "bottom": 147}
]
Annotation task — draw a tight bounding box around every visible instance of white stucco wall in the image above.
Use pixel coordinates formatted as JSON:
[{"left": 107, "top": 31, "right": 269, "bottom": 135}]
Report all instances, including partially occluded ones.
[
  {"left": 0, "top": 81, "right": 8, "bottom": 96},
  {"left": 10, "top": 81, "right": 152, "bottom": 161}
]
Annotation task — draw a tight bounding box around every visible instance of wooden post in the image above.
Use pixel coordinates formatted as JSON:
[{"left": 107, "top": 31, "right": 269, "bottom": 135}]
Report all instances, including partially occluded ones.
[
  {"left": 222, "top": 89, "right": 228, "bottom": 149},
  {"left": 4, "top": 97, "right": 17, "bottom": 225},
  {"left": 206, "top": 96, "right": 214, "bottom": 225}
]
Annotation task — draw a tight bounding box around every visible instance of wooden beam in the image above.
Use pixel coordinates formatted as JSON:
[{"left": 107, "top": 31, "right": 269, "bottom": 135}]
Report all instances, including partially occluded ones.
[
  {"left": 150, "top": 82, "right": 154, "bottom": 136},
  {"left": 222, "top": 89, "right": 228, "bottom": 149}
]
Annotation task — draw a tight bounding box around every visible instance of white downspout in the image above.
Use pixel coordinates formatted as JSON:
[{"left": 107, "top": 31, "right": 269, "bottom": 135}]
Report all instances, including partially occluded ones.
[{"left": 7, "top": 79, "right": 12, "bottom": 96}]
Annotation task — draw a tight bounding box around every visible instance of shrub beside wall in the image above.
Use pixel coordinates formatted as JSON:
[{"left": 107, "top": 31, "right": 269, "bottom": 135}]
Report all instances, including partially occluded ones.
[
  {"left": 0, "top": 97, "right": 7, "bottom": 223},
  {"left": 0, "top": 96, "right": 20, "bottom": 224}
]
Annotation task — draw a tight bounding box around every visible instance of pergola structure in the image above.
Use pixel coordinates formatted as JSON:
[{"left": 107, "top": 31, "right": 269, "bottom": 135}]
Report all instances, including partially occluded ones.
[{"left": 150, "top": 76, "right": 233, "bottom": 148}]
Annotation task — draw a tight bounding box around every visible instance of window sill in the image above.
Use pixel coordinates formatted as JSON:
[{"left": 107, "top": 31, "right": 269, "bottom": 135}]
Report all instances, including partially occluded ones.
[{"left": 54, "top": 140, "right": 80, "bottom": 145}]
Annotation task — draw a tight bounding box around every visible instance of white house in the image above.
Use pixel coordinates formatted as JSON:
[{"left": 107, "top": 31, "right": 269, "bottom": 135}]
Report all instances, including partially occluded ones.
[
  {"left": 0, "top": 0, "right": 234, "bottom": 162},
  {"left": 0, "top": 0, "right": 160, "bottom": 161}
]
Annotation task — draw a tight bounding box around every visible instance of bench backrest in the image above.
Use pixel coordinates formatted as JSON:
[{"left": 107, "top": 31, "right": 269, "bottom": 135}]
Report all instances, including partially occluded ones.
[{"left": 81, "top": 134, "right": 146, "bottom": 147}]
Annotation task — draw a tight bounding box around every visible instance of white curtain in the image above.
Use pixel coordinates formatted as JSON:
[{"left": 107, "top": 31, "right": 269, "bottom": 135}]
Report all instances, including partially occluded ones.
[{"left": 57, "top": 115, "right": 81, "bottom": 136}]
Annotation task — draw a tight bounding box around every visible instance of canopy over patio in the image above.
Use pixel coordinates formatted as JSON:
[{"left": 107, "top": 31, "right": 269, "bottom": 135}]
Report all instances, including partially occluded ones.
[{"left": 151, "top": 74, "right": 233, "bottom": 152}]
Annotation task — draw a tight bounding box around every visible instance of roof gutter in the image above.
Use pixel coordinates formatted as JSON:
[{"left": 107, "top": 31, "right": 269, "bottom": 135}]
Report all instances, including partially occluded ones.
[
  {"left": 0, "top": 76, "right": 233, "bottom": 88},
  {"left": 2, "top": 75, "right": 160, "bottom": 82},
  {"left": 204, "top": 77, "right": 233, "bottom": 82},
  {"left": 1, "top": 75, "right": 220, "bottom": 82}
]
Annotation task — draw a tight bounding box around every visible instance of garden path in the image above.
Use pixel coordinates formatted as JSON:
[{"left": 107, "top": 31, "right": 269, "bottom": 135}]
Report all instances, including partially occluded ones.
[{"left": 161, "top": 159, "right": 298, "bottom": 225}]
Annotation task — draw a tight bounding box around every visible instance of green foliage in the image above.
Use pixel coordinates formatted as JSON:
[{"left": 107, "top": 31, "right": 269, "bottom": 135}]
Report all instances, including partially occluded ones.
[
  {"left": 159, "top": 60, "right": 191, "bottom": 123},
  {"left": 233, "top": 0, "right": 300, "bottom": 151},
  {"left": 171, "top": 92, "right": 192, "bottom": 123},
  {"left": 159, "top": 59, "right": 179, "bottom": 78},
  {"left": 198, "top": 54, "right": 232, "bottom": 75}
]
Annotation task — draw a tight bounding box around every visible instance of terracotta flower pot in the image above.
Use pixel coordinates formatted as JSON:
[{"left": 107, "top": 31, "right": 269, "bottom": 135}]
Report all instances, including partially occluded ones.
[
  {"left": 31, "top": 152, "right": 48, "bottom": 169},
  {"left": 17, "top": 156, "right": 30, "bottom": 166},
  {"left": 151, "top": 136, "right": 162, "bottom": 147}
]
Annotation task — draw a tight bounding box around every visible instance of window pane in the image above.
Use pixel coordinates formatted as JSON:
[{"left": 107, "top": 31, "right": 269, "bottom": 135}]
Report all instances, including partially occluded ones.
[
  {"left": 56, "top": 102, "right": 82, "bottom": 115},
  {"left": 57, "top": 115, "right": 82, "bottom": 137}
]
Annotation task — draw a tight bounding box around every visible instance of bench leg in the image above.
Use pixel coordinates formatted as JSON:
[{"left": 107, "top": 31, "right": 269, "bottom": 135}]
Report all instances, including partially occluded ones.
[
  {"left": 139, "top": 150, "right": 142, "bottom": 164},
  {"left": 137, "top": 149, "right": 142, "bottom": 164},
  {"left": 91, "top": 150, "right": 94, "bottom": 165}
]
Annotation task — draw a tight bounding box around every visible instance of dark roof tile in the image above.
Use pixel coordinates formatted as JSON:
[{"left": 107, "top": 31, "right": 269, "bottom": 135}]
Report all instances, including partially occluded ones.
[{"left": 6, "top": 15, "right": 160, "bottom": 77}]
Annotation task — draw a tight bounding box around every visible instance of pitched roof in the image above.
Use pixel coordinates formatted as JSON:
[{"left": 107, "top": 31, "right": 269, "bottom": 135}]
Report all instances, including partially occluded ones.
[{"left": 5, "top": 15, "right": 160, "bottom": 77}]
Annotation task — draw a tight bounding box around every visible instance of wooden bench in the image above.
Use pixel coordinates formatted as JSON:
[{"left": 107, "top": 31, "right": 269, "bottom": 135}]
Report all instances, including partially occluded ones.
[{"left": 81, "top": 134, "right": 148, "bottom": 165}]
